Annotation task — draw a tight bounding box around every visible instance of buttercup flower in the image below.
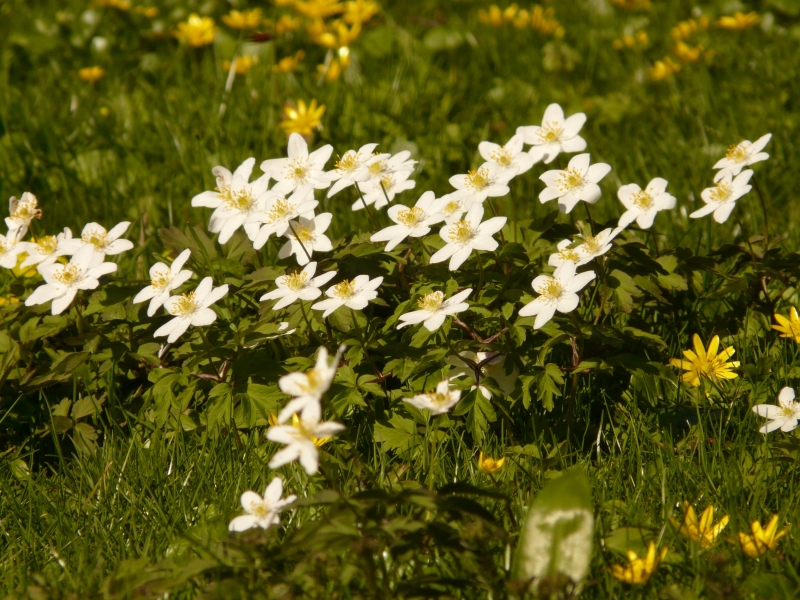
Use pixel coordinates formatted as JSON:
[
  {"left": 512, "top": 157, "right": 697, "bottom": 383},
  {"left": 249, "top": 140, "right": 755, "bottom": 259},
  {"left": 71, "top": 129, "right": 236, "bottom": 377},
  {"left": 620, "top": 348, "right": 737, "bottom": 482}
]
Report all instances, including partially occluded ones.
[
  {"left": 752, "top": 387, "right": 800, "bottom": 434},
  {"left": 133, "top": 249, "right": 193, "bottom": 317},
  {"left": 718, "top": 11, "right": 761, "bottom": 31},
  {"left": 154, "top": 277, "right": 229, "bottom": 344},
  {"left": 175, "top": 14, "right": 216, "bottom": 47},
  {"left": 617, "top": 178, "right": 677, "bottom": 229},
  {"left": 539, "top": 153, "right": 612, "bottom": 213},
  {"left": 24, "top": 245, "right": 117, "bottom": 315},
  {"left": 0, "top": 232, "right": 29, "bottom": 269},
  {"left": 266, "top": 410, "right": 345, "bottom": 474},
  {"left": 669, "top": 334, "right": 739, "bottom": 387},
  {"left": 518, "top": 261, "right": 596, "bottom": 329},
  {"left": 311, "top": 274, "right": 383, "bottom": 318},
  {"left": 261, "top": 132, "right": 333, "bottom": 196},
  {"left": 404, "top": 379, "right": 462, "bottom": 415},
  {"left": 671, "top": 501, "right": 729, "bottom": 549},
  {"left": 221, "top": 8, "right": 263, "bottom": 30},
  {"left": 548, "top": 239, "right": 580, "bottom": 268},
  {"left": 354, "top": 170, "right": 416, "bottom": 211},
  {"left": 370, "top": 191, "right": 444, "bottom": 251},
  {"left": 772, "top": 308, "right": 800, "bottom": 343},
  {"left": 279, "top": 99, "right": 326, "bottom": 136},
  {"left": 273, "top": 50, "right": 306, "bottom": 74},
  {"left": 397, "top": 288, "right": 472, "bottom": 331},
  {"left": 430, "top": 204, "right": 507, "bottom": 271},
  {"left": 611, "top": 541, "right": 667, "bottom": 585},
  {"left": 76, "top": 222, "right": 134, "bottom": 260},
  {"left": 261, "top": 262, "right": 337, "bottom": 310},
  {"left": 277, "top": 345, "right": 344, "bottom": 422},
  {"left": 713, "top": 134, "right": 770, "bottom": 181},
  {"left": 324, "top": 144, "right": 388, "bottom": 198},
  {"left": 478, "top": 133, "right": 536, "bottom": 178},
  {"left": 19, "top": 228, "right": 77, "bottom": 269},
  {"left": 248, "top": 187, "right": 318, "bottom": 250},
  {"left": 575, "top": 227, "right": 622, "bottom": 266},
  {"left": 78, "top": 66, "right": 106, "bottom": 83},
  {"left": 191, "top": 158, "right": 270, "bottom": 244},
  {"left": 279, "top": 213, "right": 334, "bottom": 266},
  {"left": 228, "top": 477, "right": 296, "bottom": 532},
  {"left": 736, "top": 515, "right": 789, "bottom": 558},
  {"left": 448, "top": 162, "right": 514, "bottom": 208},
  {"left": 690, "top": 170, "right": 753, "bottom": 224},
  {"left": 478, "top": 451, "right": 505, "bottom": 474},
  {"left": 517, "top": 103, "right": 587, "bottom": 164},
  {"left": 223, "top": 55, "right": 258, "bottom": 75},
  {"left": 6, "top": 192, "right": 42, "bottom": 239},
  {"left": 447, "top": 351, "right": 518, "bottom": 400}
]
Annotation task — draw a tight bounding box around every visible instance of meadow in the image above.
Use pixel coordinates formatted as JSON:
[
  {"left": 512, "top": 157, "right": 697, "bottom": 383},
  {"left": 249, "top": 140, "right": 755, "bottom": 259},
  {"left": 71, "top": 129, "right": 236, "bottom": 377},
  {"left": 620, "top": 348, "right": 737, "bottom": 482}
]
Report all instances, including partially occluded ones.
[{"left": 2, "top": 0, "right": 800, "bottom": 597}]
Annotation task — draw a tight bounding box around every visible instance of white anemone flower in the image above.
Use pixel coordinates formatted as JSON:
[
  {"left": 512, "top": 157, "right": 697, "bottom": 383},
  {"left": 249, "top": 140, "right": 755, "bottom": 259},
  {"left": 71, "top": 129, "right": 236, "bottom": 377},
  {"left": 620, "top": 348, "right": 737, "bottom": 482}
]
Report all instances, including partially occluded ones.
[
  {"left": 277, "top": 345, "right": 344, "bottom": 423},
  {"left": 370, "top": 191, "right": 444, "bottom": 251},
  {"left": 19, "top": 228, "right": 78, "bottom": 269},
  {"left": 260, "top": 133, "right": 334, "bottom": 195},
  {"left": 517, "top": 103, "right": 587, "bottom": 164},
  {"left": 403, "top": 379, "right": 461, "bottom": 415},
  {"left": 278, "top": 213, "right": 333, "bottom": 266},
  {"left": 247, "top": 187, "right": 318, "bottom": 250},
  {"left": 752, "top": 387, "right": 800, "bottom": 434},
  {"left": 713, "top": 133, "right": 771, "bottom": 182},
  {"left": 24, "top": 245, "right": 117, "bottom": 315},
  {"left": 260, "top": 262, "right": 337, "bottom": 310},
  {"left": 430, "top": 204, "right": 507, "bottom": 271},
  {"left": 354, "top": 170, "right": 416, "bottom": 211},
  {"left": 518, "top": 261, "right": 596, "bottom": 329},
  {"left": 228, "top": 477, "right": 297, "bottom": 532},
  {"left": 397, "top": 288, "right": 472, "bottom": 331},
  {"left": 311, "top": 275, "right": 384, "bottom": 318},
  {"left": 364, "top": 150, "right": 417, "bottom": 182},
  {"left": 689, "top": 170, "right": 753, "bottom": 224},
  {"left": 190, "top": 158, "right": 270, "bottom": 244},
  {"left": 133, "top": 249, "right": 193, "bottom": 317},
  {"left": 153, "top": 277, "right": 229, "bottom": 344},
  {"left": 6, "top": 192, "right": 42, "bottom": 239},
  {"left": 575, "top": 227, "right": 622, "bottom": 266},
  {"left": 478, "top": 133, "right": 537, "bottom": 179},
  {"left": 617, "top": 178, "right": 677, "bottom": 229},
  {"left": 449, "top": 162, "right": 514, "bottom": 208},
  {"left": 548, "top": 239, "right": 580, "bottom": 268},
  {"left": 266, "top": 411, "right": 345, "bottom": 474},
  {"left": 76, "top": 222, "right": 134, "bottom": 260},
  {"left": 447, "top": 352, "right": 518, "bottom": 401},
  {"left": 0, "top": 232, "right": 29, "bottom": 269},
  {"left": 324, "top": 144, "right": 389, "bottom": 198},
  {"left": 432, "top": 193, "right": 469, "bottom": 224},
  {"left": 539, "top": 153, "right": 612, "bottom": 214}
]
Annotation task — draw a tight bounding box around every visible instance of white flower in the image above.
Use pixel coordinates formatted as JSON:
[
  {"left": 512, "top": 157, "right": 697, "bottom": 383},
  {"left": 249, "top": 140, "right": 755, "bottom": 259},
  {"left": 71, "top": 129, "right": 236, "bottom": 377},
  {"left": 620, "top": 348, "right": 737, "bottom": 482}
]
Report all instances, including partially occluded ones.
[
  {"left": 478, "top": 133, "right": 536, "bottom": 178},
  {"left": 403, "top": 379, "right": 461, "bottom": 415},
  {"left": 0, "top": 231, "right": 27, "bottom": 269},
  {"left": 266, "top": 411, "right": 345, "bottom": 474},
  {"left": 260, "top": 133, "right": 334, "bottom": 195},
  {"left": 278, "top": 213, "right": 333, "bottom": 266},
  {"left": 432, "top": 193, "right": 469, "bottom": 224},
  {"left": 518, "top": 261, "right": 596, "bottom": 329},
  {"left": 548, "top": 239, "right": 580, "bottom": 268},
  {"left": 397, "top": 288, "right": 472, "bottom": 331},
  {"left": 324, "top": 144, "right": 388, "bottom": 198},
  {"left": 539, "top": 153, "right": 612, "bottom": 214},
  {"left": 447, "top": 352, "right": 518, "bottom": 401},
  {"left": 24, "top": 245, "right": 117, "bottom": 315},
  {"left": 247, "top": 187, "right": 318, "bottom": 250},
  {"left": 228, "top": 477, "right": 297, "bottom": 532},
  {"left": 261, "top": 262, "right": 337, "bottom": 310},
  {"left": 689, "top": 170, "right": 753, "bottom": 224},
  {"left": 617, "top": 178, "right": 677, "bottom": 229},
  {"left": 6, "top": 192, "right": 42, "bottom": 239},
  {"left": 430, "top": 204, "right": 507, "bottom": 271},
  {"left": 19, "top": 228, "right": 78, "bottom": 269},
  {"left": 190, "top": 158, "right": 270, "bottom": 244},
  {"left": 370, "top": 191, "right": 444, "bottom": 251},
  {"left": 575, "top": 227, "right": 622, "bottom": 266},
  {"left": 277, "top": 345, "right": 344, "bottom": 423},
  {"left": 713, "top": 133, "right": 771, "bottom": 182},
  {"left": 153, "top": 277, "right": 229, "bottom": 344},
  {"left": 517, "top": 103, "right": 587, "bottom": 164},
  {"left": 133, "top": 249, "right": 194, "bottom": 317},
  {"left": 364, "top": 150, "right": 417, "bottom": 181},
  {"left": 449, "top": 162, "right": 513, "bottom": 208},
  {"left": 76, "top": 221, "right": 134, "bottom": 259},
  {"left": 311, "top": 274, "right": 384, "bottom": 318},
  {"left": 752, "top": 387, "right": 800, "bottom": 434},
  {"left": 354, "top": 170, "right": 416, "bottom": 211}
]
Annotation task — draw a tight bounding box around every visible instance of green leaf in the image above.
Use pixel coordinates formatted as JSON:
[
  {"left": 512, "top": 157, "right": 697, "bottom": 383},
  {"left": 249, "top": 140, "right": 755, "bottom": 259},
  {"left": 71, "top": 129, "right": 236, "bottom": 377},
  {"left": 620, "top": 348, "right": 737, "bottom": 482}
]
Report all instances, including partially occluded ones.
[
  {"left": 374, "top": 414, "right": 418, "bottom": 452},
  {"left": 604, "top": 526, "right": 653, "bottom": 557}
]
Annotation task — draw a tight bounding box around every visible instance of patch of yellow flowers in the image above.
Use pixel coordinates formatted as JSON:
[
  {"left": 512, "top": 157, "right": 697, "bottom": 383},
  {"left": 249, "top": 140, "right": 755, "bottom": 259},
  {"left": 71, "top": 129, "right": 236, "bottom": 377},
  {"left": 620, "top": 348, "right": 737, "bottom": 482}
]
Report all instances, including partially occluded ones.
[
  {"left": 612, "top": 31, "right": 648, "bottom": 51},
  {"left": 477, "top": 4, "right": 564, "bottom": 38},
  {"left": 175, "top": 14, "right": 217, "bottom": 48},
  {"left": 669, "top": 334, "right": 739, "bottom": 387}
]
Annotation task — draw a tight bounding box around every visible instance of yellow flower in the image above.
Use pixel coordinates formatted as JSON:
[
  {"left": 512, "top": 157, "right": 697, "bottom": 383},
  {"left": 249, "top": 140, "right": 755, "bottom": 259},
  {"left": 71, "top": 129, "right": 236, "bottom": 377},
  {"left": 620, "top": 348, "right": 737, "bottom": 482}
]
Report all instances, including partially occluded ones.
[
  {"left": 0, "top": 294, "right": 20, "bottom": 307},
  {"left": 12, "top": 253, "right": 37, "bottom": 279},
  {"left": 95, "top": 0, "right": 131, "bottom": 10},
  {"left": 343, "top": 0, "right": 379, "bottom": 24},
  {"left": 635, "top": 30, "right": 648, "bottom": 44},
  {"left": 78, "top": 66, "right": 106, "bottom": 83},
  {"left": 279, "top": 99, "right": 326, "bottom": 136},
  {"left": 669, "top": 334, "right": 739, "bottom": 387},
  {"left": 649, "top": 57, "right": 681, "bottom": 80},
  {"left": 317, "top": 53, "right": 348, "bottom": 82},
  {"left": 294, "top": 0, "right": 346, "bottom": 19},
  {"left": 772, "top": 307, "right": 800, "bottom": 343},
  {"left": 672, "top": 41, "right": 705, "bottom": 64},
  {"left": 477, "top": 5, "right": 504, "bottom": 27},
  {"left": 310, "top": 19, "right": 361, "bottom": 49},
  {"left": 671, "top": 501, "right": 729, "bottom": 548},
  {"left": 134, "top": 6, "right": 159, "bottom": 18},
  {"left": 611, "top": 541, "right": 667, "bottom": 585},
  {"left": 478, "top": 451, "right": 505, "bottom": 474},
  {"left": 175, "top": 14, "right": 216, "bottom": 48},
  {"left": 736, "top": 515, "right": 789, "bottom": 558},
  {"left": 222, "top": 9, "right": 263, "bottom": 30},
  {"left": 268, "top": 413, "right": 279, "bottom": 427},
  {"left": 273, "top": 50, "right": 305, "bottom": 74},
  {"left": 276, "top": 15, "right": 303, "bottom": 35},
  {"left": 718, "top": 11, "right": 761, "bottom": 31},
  {"left": 223, "top": 55, "right": 259, "bottom": 75},
  {"left": 530, "top": 5, "right": 563, "bottom": 37}
]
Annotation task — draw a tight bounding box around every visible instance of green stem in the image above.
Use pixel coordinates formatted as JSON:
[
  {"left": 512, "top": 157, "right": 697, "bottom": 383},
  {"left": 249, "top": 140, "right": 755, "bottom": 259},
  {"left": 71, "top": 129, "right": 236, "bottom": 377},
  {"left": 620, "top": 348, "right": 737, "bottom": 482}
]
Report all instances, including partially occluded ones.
[
  {"left": 349, "top": 308, "right": 381, "bottom": 378},
  {"left": 299, "top": 301, "right": 325, "bottom": 345},
  {"left": 355, "top": 185, "right": 381, "bottom": 230},
  {"left": 476, "top": 251, "right": 485, "bottom": 295},
  {"left": 379, "top": 180, "right": 393, "bottom": 209},
  {"left": 584, "top": 202, "right": 596, "bottom": 235},
  {"left": 287, "top": 221, "right": 313, "bottom": 264},
  {"left": 649, "top": 228, "right": 660, "bottom": 257},
  {"left": 198, "top": 328, "right": 220, "bottom": 378},
  {"left": 751, "top": 173, "right": 770, "bottom": 247}
]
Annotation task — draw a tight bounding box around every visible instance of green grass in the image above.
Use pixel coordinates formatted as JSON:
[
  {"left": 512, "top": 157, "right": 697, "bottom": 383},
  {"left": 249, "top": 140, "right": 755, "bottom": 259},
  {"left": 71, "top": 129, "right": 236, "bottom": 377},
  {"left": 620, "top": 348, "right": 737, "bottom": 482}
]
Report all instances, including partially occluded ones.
[{"left": 3, "top": 0, "right": 800, "bottom": 597}]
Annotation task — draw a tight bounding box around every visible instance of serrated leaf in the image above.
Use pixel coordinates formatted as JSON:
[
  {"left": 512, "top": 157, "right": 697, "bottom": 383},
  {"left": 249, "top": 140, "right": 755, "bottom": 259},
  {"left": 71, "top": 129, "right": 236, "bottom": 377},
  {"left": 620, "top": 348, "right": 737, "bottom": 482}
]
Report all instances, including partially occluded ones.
[{"left": 374, "top": 414, "right": 418, "bottom": 452}]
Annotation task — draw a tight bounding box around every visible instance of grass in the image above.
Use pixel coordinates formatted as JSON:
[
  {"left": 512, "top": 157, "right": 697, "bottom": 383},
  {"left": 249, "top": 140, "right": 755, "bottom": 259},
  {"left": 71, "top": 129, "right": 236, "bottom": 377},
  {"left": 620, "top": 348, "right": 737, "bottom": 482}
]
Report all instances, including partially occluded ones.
[{"left": 3, "top": 0, "right": 800, "bottom": 597}]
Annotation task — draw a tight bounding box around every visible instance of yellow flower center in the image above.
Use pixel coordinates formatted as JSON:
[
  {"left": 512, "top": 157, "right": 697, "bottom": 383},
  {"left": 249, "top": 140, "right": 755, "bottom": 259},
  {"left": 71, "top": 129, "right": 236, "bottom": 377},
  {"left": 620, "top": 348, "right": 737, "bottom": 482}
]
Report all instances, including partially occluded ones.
[
  {"left": 265, "top": 199, "right": 295, "bottom": 223},
  {"left": 171, "top": 291, "right": 197, "bottom": 316},
  {"left": 725, "top": 142, "right": 749, "bottom": 163},
  {"left": 442, "top": 201, "right": 461, "bottom": 216},
  {"left": 632, "top": 190, "right": 654, "bottom": 209},
  {"left": 331, "top": 279, "right": 357, "bottom": 299},
  {"left": 369, "top": 156, "right": 387, "bottom": 175},
  {"left": 489, "top": 147, "right": 513, "bottom": 166},
  {"left": 448, "top": 220, "right": 475, "bottom": 244},
  {"left": 540, "top": 278, "right": 564, "bottom": 300},
  {"left": 282, "top": 270, "right": 309, "bottom": 291},
  {"left": 35, "top": 235, "right": 59, "bottom": 255},
  {"left": 540, "top": 121, "right": 564, "bottom": 142},
  {"left": 219, "top": 185, "right": 256, "bottom": 212},
  {"left": 53, "top": 265, "right": 81, "bottom": 286},
  {"left": 12, "top": 204, "right": 37, "bottom": 222},
  {"left": 426, "top": 391, "right": 452, "bottom": 406},
  {"left": 581, "top": 235, "right": 602, "bottom": 255},
  {"left": 82, "top": 230, "right": 108, "bottom": 249},
  {"left": 151, "top": 271, "right": 172, "bottom": 291},
  {"left": 285, "top": 158, "right": 310, "bottom": 183},
  {"left": 465, "top": 167, "right": 490, "bottom": 191},
  {"left": 557, "top": 247, "right": 580, "bottom": 262},
  {"left": 292, "top": 225, "right": 315, "bottom": 243},
  {"left": 396, "top": 207, "right": 426, "bottom": 227},
  {"left": 709, "top": 182, "right": 732, "bottom": 203},
  {"left": 335, "top": 152, "right": 361, "bottom": 174},
  {"left": 556, "top": 167, "right": 585, "bottom": 192},
  {"left": 780, "top": 404, "right": 797, "bottom": 418},
  {"left": 290, "top": 413, "right": 328, "bottom": 446},
  {"left": 418, "top": 291, "right": 444, "bottom": 312},
  {"left": 250, "top": 501, "right": 271, "bottom": 518}
]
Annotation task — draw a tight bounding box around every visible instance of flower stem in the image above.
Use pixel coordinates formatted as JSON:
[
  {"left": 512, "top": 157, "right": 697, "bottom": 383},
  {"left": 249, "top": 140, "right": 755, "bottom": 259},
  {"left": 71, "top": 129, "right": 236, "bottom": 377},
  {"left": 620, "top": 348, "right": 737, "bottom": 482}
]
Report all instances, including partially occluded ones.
[
  {"left": 476, "top": 251, "right": 485, "bottom": 295},
  {"left": 584, "top": 202, "right": 596, "bottom": 235},
  {"left": 349, "top": 308, "right": 381, "bottom": 378},
  {"left": 751, "top": 173, "right": 770, "bottom": 247},
  {"left": 299, "top": 300, "right": 325, "bottom": 345},
  {"left": 379, "top": 180, "right": 393, "bottom": 208},
  {"left": 649, "top": 229, "right": 660, "bottom": 257},
  {"left": 355, "top": 185, "right": 381, "bottom": 230},
  {"left": 287, "top": 221, "right": 313, "bottom": 264},
  {"left": 198, "top": 328, "right": 220, "bottom": 379}
]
